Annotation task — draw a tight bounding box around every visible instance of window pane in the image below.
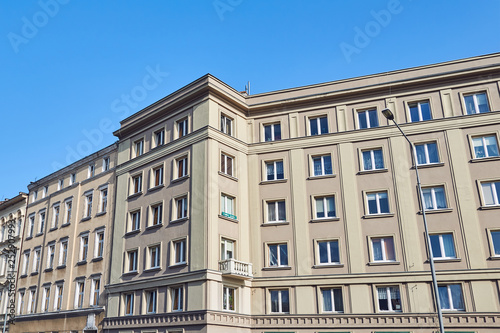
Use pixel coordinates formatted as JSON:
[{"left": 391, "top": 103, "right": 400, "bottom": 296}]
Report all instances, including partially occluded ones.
[
  {"left": 491, "top": 231, "right": 500, "bottom": 255},
  {"left": 269, "top": 245, "right": 278, "bottom": 266},
  {"left": 473, "top": 137, "right": 486, "bottom": 158},
  {"left": 373, "top": 149, "right": 384, "bottom": 169},
  {"left": 430, "top": 234, "right": 442, "bottom": 258},
  {"left": 485, "top": 136, "right": 499, "bottom": 157},
  {"left": 415, "top": 144, "right": 427, "bottom": 164},
  {"left": 434, "top": 187, "right": 447, "bottom": 209},
  {"left": 427, "top": 143, "right": 439, "bottom": 163},
  {"left": 358, "top": 112, "right": 367, "bottom": 129},
  {"left": 276, "top": 161, "right": 284, "bottom": 179},
  {"left": 274, "top": 124, "right": 282, "bottom": 140},
  {"left": 268, "top": 202, "right": 276, "bottom": 221},
  {"left": 326, "top": 196, "right": 335, "bottom": 217},
  {"left": 422, "top": 189, "right": 433, "bottom": 210},
  {"left": 265, "top": 125, "right": 272, "bottom": 141},
  {"left": 442, "top": 234, "right": 456, "bottom": 258},
  {"left": 409, "top": 104, "right": 419, "bottom": 122},
  {"left": 379, "top": 192, "right": 389, "bottom": 213},
  {"left": 481, "top": 183, "right": 495, "bottom": 205},
  {"left": 279, "top": 244, "right": 288, "bottom": 266},
  {"left": 330, "top": 241, "right": 339, "bottom": 263},
  {"left": 378, "top": 287, "right": 389, "bottom": 310},
  {"left": 319, "top": 242, "right": 328, "bottom": 263},
  {"left": 438, "top": 286, "right": 450, "bottom": 309},
  {"left": 450, "top": 284, "right": 464, "bottom": 310},
  {"left": 384, "top": 238, "right": 395, "bottom": 261},
  {"left": 476, "top": 93, "right": 489, "bottom": 113},
  {"left": 323, "top": 155, "right": 333, "bottom": 174},
  {"left": 266, "top": 163, "right": 274, "bottom": 181},
  {"left": 270, "top": 290, "right": 279, "bottom": 312},
  {"left": 313, "top": 157, "right": 322, "bottom": 176},
  {"left": 390, "top": 287, "right": 401, "bottom": 311},
  {"left": 281, "top": 290, "right": 289, "bottom": 313},
  {"left": 464, "top": 95, "right": 475, "bottom": 114},
  {"left": 277, "top": 201, "right": 286, "bottom": 221},
  {"left": 316, "top": 198, "right": 325, "bottom": 218},
  {"left": 333, "top": 289, "right": 343, "bottom": 312},
  {"left": 368, "top": 110, "right": 379, "bottom": 127},
  {"left": 367, "top": 193, "right": 377, "bottom": 214},
  {"left": 322, "top": 289, "right": 332, "bottom": 311},
  {"left": 372, "top": 239, "right": 382, "bottom": 261},
  {"left": 227, "top": 157, "right": 233, "bottom": 175},
  {"left": 320, "top": 117, "right": 328, "bottom": 134},
  {"left": 310, "top": 119, "right": 318, "bottom": 135},
  {"left": 362, "top": 151, "right": 372, "bottom": 170}
]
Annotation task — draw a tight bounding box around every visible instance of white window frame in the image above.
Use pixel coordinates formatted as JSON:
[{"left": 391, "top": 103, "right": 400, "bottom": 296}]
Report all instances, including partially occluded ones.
[
  {"left": 438, "top": 284, "right": 465, "bottom": 311},
  {"left": 74, "top": 281, "right": 85, "bottom": 309},
  {"left": 309, "top": 115, "right": 328, "bottom": 135},
  {"left": 361, "top": 148, "right": 385, "bottom": 171},
  {"left": 22, "top": 252, "right": 30, "bottom": 275},
  {"left": 471, "top": 134, "right": 500, "bottom": 159},
  {"left": 171, "top": 286, "right": 184, "bottom": 312},
  {"left": 33, "top": 248, "right": 41, "bottom": 273},
  {"left": 220, "top": 114, "right": 233, "bottom": 136},
  {"left": 408, "top": 100, "right": 432, "bottom": 122},
  {"left": 54, "top": 283, "right": 63, "bottom": 311},
  {"left": 414, "top": 142, "right": 440, "bottom": 165},
  {"left": 313, "top": 195, "right": 336, "bottom": 220},
  {"left": 220, "top": 193, "right": 236, "bottom": 219},
  {"left": 320, "top": 287, "right": 343, "bottom": 313},
  {"left": 421, "top": 185, "right": 448, "bottom": 211},
  {"left": 430, "top": 233, "right": 457, "bottom": 259},
  {"left": 489, "top": 229, "right": 500, "bottom": 257},
  {"left": 145, "top": 289, "right": 157, "bottom": 314},
  {"left": 316, "top": 239, "right": 340, "bottom": 265},
  {"left": 357, "top": 108, "right": 378, "bottom": 129},
  {"left": 58, "top": 179, "right": 64, "bottom": 190},
  {"left": 263, "top": 123, "right": 281, "bottom": 141},
  {"left": 270, "top": 289, "right": 289, "bottom": 314},
  {"left": 175, "top": 156, "right": 189, "bottom": 179},
  {"left": 126, "top": 249, "right": 138, "bottom": 273},
  {"left": 222, "top": 286, "right": 236, "bottom": 311},
  {"left": 42, "top": 186, "right": 48, "bottom": 198},
  {"left": 268, "top": 243, "right": 288, "bottom": 267},
  {"left": 463, "top": 91, "right": 490, "bottom": 115},
  {"left": 174, "top": 196, "right": 188, "bottom": 220},
  {"left": 17, "top": 291, "right": 25, "bottom": 315},
  {"left": 370, "top": 236, "right": 396, "bottom": 262},
  {"left": 99, "top": 187, "right": 108, "bottom": 213},
  {"left": 59, "top": 239, "right": 68, "bottom": 266},
  {"left": 90, "top": 277, "right": 100, "bottom": 307},
  {"left": 64, "top": 200, "right": 72, "bottom": 224},
  {"left": 102, "top": 157, "right": 110, "bottom": 171},
  {"left": 84, "top": 193, "right": 93, "bottom": 218},
  {"left": 152, "top": 165, "right": 164, "bottom": 188},
  {"left": 148, "top": 244, "right": 161, "bottom": 269},
  {"left": 28, "top": 289, "right": 36, "bottom": 313},
  {"left": 150, "top": 203, "right": 163, "bottom": 226},
  {"left": 311, "top": 154, "right": 333, "bottom": 176},
  {"left": 376, "top": 285, "right": 402, "bottom": 312},
  {"left": 176, "top": 118, "right": 188, "bottom": 138},
  {"left": 124, "top": 293, "right": 134, "bottom": 315},
  {"left": 365, "top": 191, "right": 390, "bottom": 215},
  {"left": 154, "top": 129, "right": 165, "bottom": 148},
  {"left": 46, "top": 243, "right": 55, "bottom": 269},
  {"left": 129, "top": 210, "right": 141, "bottom": 232},
  {"left": 95, "top": 229, "right": 105, "bottom": 258},
  {"left": 38, "top": 210, "right": 46, "bottom": 234},
  {"left": 80, "top": 234, "right": 89, "bottom": 262},
  {"left": 88, "top": 164, "right": 95, "bottom": 178},
  {"left": 131, "top": 174, "right": 142, "bottom": 195},
  {"left": 28, "top": 214, "right": 35, "bottom": 237},
  {"left": 172, "top": 238, "right": 187, "bottom": 265},
  {"left": 70, "top": 173, "right": 76, "bottom": 185},
  {"left": 265, "top": 160, "right": 285, "bottom": 181},
  {"left": 266, "top": 200, "right": 286, "bottom": 223},
  {"left": 134, "top": 139, "right": 144, "bottom": 157},
  {"left": 51, "top": 204, "right": 60, "bottom": 229},
  {"left": 220, "top": 238, "right": 235, "bottom": 260},
  {"left": 221, "top": 153, "right": 234, "bottom": 176}
]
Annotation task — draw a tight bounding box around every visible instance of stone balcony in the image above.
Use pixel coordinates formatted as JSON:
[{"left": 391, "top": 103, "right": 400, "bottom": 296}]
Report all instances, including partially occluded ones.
[{"left": 218, "top": 258, "right": 253, "bottom": 279}]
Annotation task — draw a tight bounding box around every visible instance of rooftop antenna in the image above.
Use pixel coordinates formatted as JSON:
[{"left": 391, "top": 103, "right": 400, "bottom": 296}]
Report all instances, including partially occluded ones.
[{"left": 245, "top": 81, "right": 250, "bottom": 95}]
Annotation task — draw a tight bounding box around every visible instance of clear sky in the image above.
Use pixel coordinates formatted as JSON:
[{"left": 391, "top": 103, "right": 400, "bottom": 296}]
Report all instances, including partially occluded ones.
[{"left": 1, "top": 0, "right": 499, "bottom": 199}]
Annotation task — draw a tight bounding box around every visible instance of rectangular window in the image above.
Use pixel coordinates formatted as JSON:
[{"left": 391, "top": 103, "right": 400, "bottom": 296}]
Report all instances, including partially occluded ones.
[
  {"left": 95, "top": 230, "right": 104, "bottom": 258},
  {"left": 91, "top": 278, "right": 100, "bottom": 306},
  {"left": 154, "top": 129, "right": 164, "bottom": 147},
  {"left": 464, "top": 92, "right": 490, "bottom": 114},
  {"left": 366, "top": 191, "right": 390, "bottom": 215},
  {"left": 438, "top": 284, "right": 464, "bottom": 310},
  {"left": 88, "top": 164, "right": 95, "bottom": 178},
  {"left": 220, "top": 194, "right": 236, "bottom": 219},
  {"left": 358, "top": 109, "right": 379, "bottom": 129},
  {"left": 54, "top": 284, "right": 63, "bottom": 310},
  {"left": 42, "top": 186, "right": 48, "bottom": 198},
  {"left": 223, "top": 286, "right": 235, "bottom": 311},
  {"left": 42, "top": 286, "right": 50, "bottom": 311},
  {"left": 70, "top": 173, "right": 76, "bottom": 185},
  {"left": 221, "top": 115, "right": 232, "bottom": 136},
  {"left": 153, "top": 166, "right": 164, "bottom": 187},
  {"left": 318, "top": 240, "right": 340, "bottom": 264},
  {"left": 176, "top": 156, "right": 188, "bottom": 178},
  {"left": 310, "top": 116, "right": 328, "bottom": 135},
  {"left": 267, "top": 200, "right": 286, "bottom": 223},
  {"left": 430, "top": 233, "right": 456, "bottom": 259},
  {"left": 80, "top": 235, "right": 89, "bottom": 262},
  {"left": 173, "top": 239, "right": 186, "bottom": 264},
  {"left": 269, "top": 243, "right": 288, "bottom": 267},
  {"left": 362, "top": 148, "right": 384, "bottom": 170},
  {"left": 17, "top": 291, "right": 25, "bottom": 315},
  {"left": 33, "top": 248, "right": 41, "bottom": 273},
  {"left": 221, "top": 153, "right": 234, "bottom": 176},
  {"left": 491, "top": 230, "right": 500, "bottom": 256},
  {"left": 422, "top": 186, "right": 447, "bottom": 210},
  {"left": 58, "top": 179, "right": 64, "bottom": 190},
  {"left": 47, "top": 244, "right": 55, "bottom": 269},
  {"left": 481, "top": 181, "right": 500, "bottom": 206},
  {"left": 59, "top": 240, "right": 68, "bottom": 266},
  {"left": 127, "top": 249, "right": 138, "bottom": 272},
  {"left": 124, "top": 293, "right": 134, "bottom": 315},
  {"left": 264, "top": 123, "right": 281, "bottom": 141},
  {"left": 415, "top": 142, "right": 440, "bottom": 165},
  {"left": 64, "top": 200, "right": 72, "bottom": 224},
  {"left": 175, "top": 197, "right": 188, "bottom": 220},
  {"left": 270, "top": 289, "right": 289, "bottom": 313},
  {"left": 148, "top": 245, "right": 160, "bottom": 269},
  {"left": 322, "top": 288, "right": 343, "bottom": 312},
  {"left": 314, "top": 196, "right": 336, "bottom": 219},
  {"left": 472, "top": 135, "right": 499, "bottom": 158},
  {"left": 371, "top": 237, "right": 396, "bottom": 262},
  {"left": 38, "top": 211, "right": 45, "bottom": 234},
  {"left": 28, "top": 289, "right": 36, "bottom": 313},
  {"left": 377, "top": 286, "right": 401, "bottom": 312},
  {"left": 312, "top": 155, "right": 333, "bottom": 176},
  {"left": 75, "top": 281, "right": 84, "bottom": 309},
  {"left": 132, "top": 174, "right": 142, "bottom": 194},
  {"left": 28, "top": 215, "right": 35, "bottom": 237},
  {"left": 84, "top": 194, "right": 93, "bottom": 218},
  {"left": 266, "top": 160, "right": 284, "bottom": 181},
  {"left": 146, "top": 290, "right": 157, "bottom": 314},
  {"left": 177, "top": 118, "right": 188, "bottom": 138},
  {"left": 52, "top": 205, "right": 59, "bottom": 228},
  {"left": 134, "top": 139, "right": 144, "bottom": 157},
  {"left": 220, "top": 238, "right": 234, "bottom": 260},
  {"left": 32, "top": 190, "right": 38, "bottom": 203},
  {"left": 408, "top": 101, "right": 431, "bottom": 122},
  {"left": 171, "top": 287, "right": 183, "bottom": 311},
  {"left": 22, "top": 252, "right": 30, "bottom": 275},
  {"left": 151, "top": 204, "right": 163, "bottom": 226},
  {"left": 102, "top": 157, "right": 110, "bottom": 171},
  {"left": 130, "top": 210, "right": 141, "bottom": 231},
  {"left": 99, "top": 188, "right": 108, "bottom": 213}
]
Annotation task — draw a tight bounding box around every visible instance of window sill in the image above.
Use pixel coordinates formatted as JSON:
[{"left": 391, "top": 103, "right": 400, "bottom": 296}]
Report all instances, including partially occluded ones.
[
  {"left": 262, "top": 266, "right": 292, "bottom": 271},
  {"left": 35, "top": 233, "right": 43, "bottom": 237},
  {"left": 470, "top": 156, "right": 500, "bottom": 163},
  {"left": 125, "top": 229, "right": 141, "bottom": 237},
  {"left": 488, "top": 256, "right": 500, "bottom": 260},
  {"left": 479, "top": 205, "right": 500, "bottom": 210},
  {"left": 261, "top": 221, "right": 289, "bottom": 227},
  {"left": 122, "top": 271, "right": 138, "bottom": 276},
  {"left": 30, "top": 272, "right": 39, "bottom": 276},
  {"left": 44, "top": 268, "right": 53, "bottom": 273},
  {"left": 427, "top": 258, "right": 461, "bottom": 263},
  {"left": 76, "top": 260, "right": 87, "bottom": 266},
  {"left": 260, "top": 179, "right": 287, "bottom": 185},
  {"left": 81, "top": 217, "right": 91, "bottom": 222},
  {"left": 307, "top": 174, "right": 336, "bottom": 180},
  {"left": 310, "top": 217, "right": 340, "bottom": 223},
  {"left": 170, "top": 217, "right": 188, "bottom": 224},
  {"left": 172, "top": 175, "right": 189, "bottom": 183},
  {"left": 49, "top": 227, "right": 58, "bottom": 232},
  {"left": 313, "top": 263, "right": 344, "bottom": 268},
  {"left": 218, "top": 172, "right": 238, "bottom": 182},
  {"left": 169, "top": 262, "right": 187, "bottom": 268},
  {"left": 61, "top": 223, "right": 70, "bottom": 228},
  {"left": 368, "top": 261, "right": 400, "bottom": 266},
  {"left": 56, "top": 265, "right": 66, "bottom": 270},
  {"left": 91, "top": 257, "right": 103, "bottom": 263},
  {"left": 128, "top": 192, "right": 143, "bottom": 199},
  {"left": 20, "top": 274, "right": 27, "bottom": 278},
  {"left": 148, "top": 184, "right": 164, "bottom": 192},
  {"left": 146, "top": 223, "right": 163, "bottom": 230},
  {"left": 218, "top": 215, "right": 238, "bottom": 223},
  {"left": 357, "top": 168, "right": 388, "bottom": 175},
  {"left": 363, "top": 213, "right": 395, "bottom": 219},
  {"left": 144, "top": 267, "right": 161, "bottom": 272},
  {"left": 413, "top": 162, "right": 445, "bottom": 169},
  {"left": 418, "top": 208, "right": 453, "bottom": 214},
  {"left": 25, "top": 236, "right": 33, "bottom": 241},
  {"left": 95, "top": 211, "right": 106, "bottom": 217}
]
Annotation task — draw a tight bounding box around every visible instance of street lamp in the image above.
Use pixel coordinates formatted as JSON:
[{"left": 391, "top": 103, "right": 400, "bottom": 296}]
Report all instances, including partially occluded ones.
[{"left": 381, "top": 108, "right": 445, "bottom": 333}]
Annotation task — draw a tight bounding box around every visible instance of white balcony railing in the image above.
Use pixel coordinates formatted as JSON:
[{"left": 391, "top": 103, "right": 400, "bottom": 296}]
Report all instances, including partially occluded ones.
[{"left": 219, "top": 258, "right": 253, "bottom": 278}]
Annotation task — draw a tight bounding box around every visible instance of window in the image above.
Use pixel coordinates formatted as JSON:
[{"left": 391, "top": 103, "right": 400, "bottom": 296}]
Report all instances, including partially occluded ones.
[
  {"left": 84, "top": 193, "right": 93, "bottom": 218},
  {"left": 38, "top": 211, "right": 46, "bottom": 234},
  {"left": 491, "top": 230, "right": 500, "bottom": 256},
  {"left": 270, "top": 289, "right": 289, "bottom": 313},
  {"left": 309, "top": 116, "right": 328, "bottom": 135},
  {"left": 223, "top": 286, "right": 235, "bottom": 311},
  {"left": 42, "top": 286, "right": 50, "bottom": 312},
  {"left": 80, "top": 234, "right": 89, "bottom": 262},
  {"left": 171, "top": 286, "right": 183, "bottom": 311},
  {"left": 362, "top": 148, "right": 384, "bottom": 170},
  {"left": 88, "top": 164, "right": 95, "bottom": 178},
  {"left": 177, "top": 118, "right": 188, "bottom": 138},
  {"left": 481, "top": 181, "right": 500, "bottom": 206},
  {"left": 220, "top": 114, "right": 232, "bottom": 136},
  {"left": 148, "top": 245, "right": 161, "bottom": 269},
  {"left": 269, "top": 243, "right": 288, "bottom": 267},
  {"left": 129, "top": 210, "right": 141, "bottom": 231},
  {"left": 58, "top": 179, "right": 64, "bottom": 190},
  {"left": 314, "top": 196, "right": 336, "bottom": 219},
  {"left": 220, "top": 194, "right": 235, "bottom": 219},
  {"left": 408, "top": 101, "right": 431, "bottom": 122},
  {"left": 266, "top": 160, "right": 284, "bottom": 181},
  {"left": 267, "top": 200, "right": 286, "bottom": 223},
  {"left": 264, "top": 123, "right": 281, "bottom": 141},
  {"left": 377, "top": 286, "right": 401, "bottom": 312},
  {"left": 414, "top": 142, "right": 440, "bottom": 165},
  {"left": 151, "top": 204, "right": 163, "bottom": 226},
  {"left": 173, "top": 239, "right": 186, "bottom": 265},
  {"left": 176, "top": 156, "right": 188, "bottom": 178},
  {"left": 127, "top": 249, "right": 138, "bottom": 272},
  {"left": 134, "top": 139, "right": 144, "bottom": 157},
  {"left": 54, "top": 284, "right": 63, "bottom": 310},
  {"left": 33, "top": 248, "right": 41, "bottom": 273},
  {"left": 321, "top": 288, "right": 343, "bottom": 313},
  {"left": 152, "top": 166, "right": 164, "bottom": 187},
  {"left": 154, "top": 129, "right": 165, "bottom": 147},
  {"left": 438, "top": 284, "right": 464, "bottom": 310},
  {"left": 371, "top": 237, "right": 396, "bottom": 262},
  {"left": 464, "top": 92, "right": 490, "bottom": 114},
  {"left": 221, "top": 153, "right": 234, "bottom": 176},
  {"left": 358, "top": 109, "right": 379, "bottom": 129},
  {"left": 220, "top": 238, "right": 234, "bottom": 260},
  {"left": 146, "top": 290, "right": 157, "bottom": 314},
  {"left": 422, "top": 186, "right": 447, "bottom": 210},
  {"left": 124, "top": 293, "right": 134, "bottom": 315},
  {"left": 90, "top": 278, "right": 100, "bottom": 306},
  {"left": 28, "top": 289, "right": 36, "bottom": 313},
  {"left": 175, "top": 196, "right": 188, "bottom": 220},
  {"left": 28, "top": 215, "right": 35, "bottom": 237},
  {"left": 64, "top": 200, "right": 72, "bottom": 224},
  {"left": 32, "top": 190, "right": 38, "bottom": 203},
  {"left": 17, "top": 291, "right": 25, "bottom": 315},
  {"left": 47, "top": 244, "right": 55, "bottom": 269},
  {"left": 312, "top": 155, "right": 333, "bottom": 176},
  {"left": 42, "top": 186, "right": 48, "bottom": 198},
  {"left": 430, "top": 233, "right": 456, "bottom": 259},
  {"left": 75, "top": 281, "right": 84, "bottom": 309},
  {"left": 59, "top": 240, "right": 68, "bottom": 266},
  {"left": 102, "top": 157, "right": 110, "bottom": 171},
  {"left": 472, "top": 135, "right": 499, "bottom": 158},
  {"left": 317, "top": 240, "right": 340, "bottom": 264},
  {"left": 132, "top": 174, "right": 142, "bottom": 194},
  {"left": 366, "top": 191, "right": 390, "bottom": 215},
  {"left": 70, "top": 173, "right": 76, "bottom": 185},
  {"left": 52, "top": 205, "right": 60, "bottom": 228},
  {"left": 95, "top": 230, "right": 104, "bottom": 258},
  {"left": 99, "top": 188, "right": 108, "bottom": 213},
  {"left": 22, "top": 252, "right": 30, "bottom": 275}
]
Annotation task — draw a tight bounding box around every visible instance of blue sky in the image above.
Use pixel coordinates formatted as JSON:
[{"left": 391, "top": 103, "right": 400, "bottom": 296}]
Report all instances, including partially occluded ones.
[{"left": 1, "top": 0, "right": 499, "bottom": 199}]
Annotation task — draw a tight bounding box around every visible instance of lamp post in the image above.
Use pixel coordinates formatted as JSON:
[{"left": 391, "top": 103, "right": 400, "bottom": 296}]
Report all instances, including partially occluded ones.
[{"left": 381, "top": 108, "right": 445, "bottom": 333}]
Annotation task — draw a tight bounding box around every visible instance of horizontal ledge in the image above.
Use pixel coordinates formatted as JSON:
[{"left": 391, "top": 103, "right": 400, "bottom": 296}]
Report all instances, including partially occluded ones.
[
  {"left": 363, "top": 213, "right": 395, "bottom": 219},
  {"left": 368, "top": 261, "right": 400, "bottom": 266},
  {"left": 259, "top": 179, "right": 288, "bottom": 185},
  {"left": 357, "top": 168, "right": 389, "bottom": 175},
  {"left": 307, "top": 174, "right": 337, "bottom": 180}
]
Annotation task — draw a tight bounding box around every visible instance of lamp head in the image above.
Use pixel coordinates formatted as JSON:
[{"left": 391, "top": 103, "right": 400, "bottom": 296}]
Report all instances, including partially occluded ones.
[{"left": 381, "top": 108, "right": 394, "bottom": 120}]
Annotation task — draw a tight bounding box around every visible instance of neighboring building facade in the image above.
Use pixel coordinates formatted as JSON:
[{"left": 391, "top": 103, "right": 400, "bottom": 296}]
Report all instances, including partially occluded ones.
[
  {"left": 102, "top": 53, "right": 500, "bottom": 333},
  {"left": 0, "top": 192, "right": 27, "bottom": 328},
  {"left": 13, "top": 144, "right": 117, "bottom": 333}
]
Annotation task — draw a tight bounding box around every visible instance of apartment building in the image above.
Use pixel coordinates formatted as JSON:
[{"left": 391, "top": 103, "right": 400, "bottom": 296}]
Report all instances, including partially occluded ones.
[
  {"left": 13, "top": 144, "right": 117, "bottom": 333},
  {"left": 101, "top": 53, "right": 500, "bottom": 333},
  {"left": 0, "top": 192, "right": 27, "bottom": 328}
]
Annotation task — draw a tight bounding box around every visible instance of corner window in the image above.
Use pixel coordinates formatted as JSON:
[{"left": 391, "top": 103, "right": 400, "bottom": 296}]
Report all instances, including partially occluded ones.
[
  {"left": 221, "top": 114, "right": 233, "bottom": 136},
  {"left": 358, "top": 109, "right": 379, "bottom": 129},
  {"left": 371, "top": 236, "right": 396, "bottom": 262},
  {"left": 472, "top": 135, "right": 499, "bottom": 159},
  {"left": 438, "top": 284, "right": 464, "bottom": 310},
  {"left": 377, "top": 286, "right": 401, "bottom": 312},
  {"left": 366, "top": 191, "right": 390, "bottom": 215},
  {"left": 264, "top": 123, "right": 281, "bottom": 141},
  {"left": 362, "top": 148, "right": 384, "bottom": 170},
  {"left": 312, "top": 155, "right": 333, "bottom": 176},
  {"left": 223, "top": 286, "right": 236, "bottom": 311},
  {"left": 267, "top": 200, "right": 286, "bottom": 223},
  {"left": 421, "top": 186, "right": 447, "bottom": 210},
  {"left": 408, "top": 101, "right": 431, "bottom": 122},
  {"left": 480, "top": 181, "right": 500, "bottom": 206},
  {"left": 464, "top": 92, "right": 490, "bottom": 114},
  {"left": 430, "top": 233, "right": 456, "bottom": 259},
  {"left": 321, "top": 287, "right": 343, "bottom": 313},
  {"left": 415, "top": 142, "right": 440, "bottom": 165},
  {"left": 314, "top": 196, "right": 336, "bottom": 219},
  {"left": 270, "top": 289, "right": 289, "bottom": 313},
  {"left": 221, "top": 153, "right": 234, "bottom": 176},
  {"left": 265, "top": 160, "right": 284, "bottom": 181},
  {"left": 317, "top": 240, "right": 340, "bottom": 264},
  {"left": 309, "top": 116, "right": 328, "bottom": 135},
  {"left": 220, "top": 194, "right": 236, "bottom": 219},
  {"left": 134, "top": 139, "right": 144, "bottom": 157},
  {"left": 269, "top": 243, "right": 288, "bottom": 267}
]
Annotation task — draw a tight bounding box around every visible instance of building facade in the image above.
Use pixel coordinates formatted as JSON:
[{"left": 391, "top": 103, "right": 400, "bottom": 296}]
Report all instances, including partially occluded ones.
[{"left": 13, "top": 144, "right": 117, "bottom": 333}]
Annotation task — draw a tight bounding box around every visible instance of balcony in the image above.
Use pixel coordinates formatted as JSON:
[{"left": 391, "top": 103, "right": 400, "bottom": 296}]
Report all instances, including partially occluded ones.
[{"left": 219, "top": 258, "right": 253, "bottom": 279}]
